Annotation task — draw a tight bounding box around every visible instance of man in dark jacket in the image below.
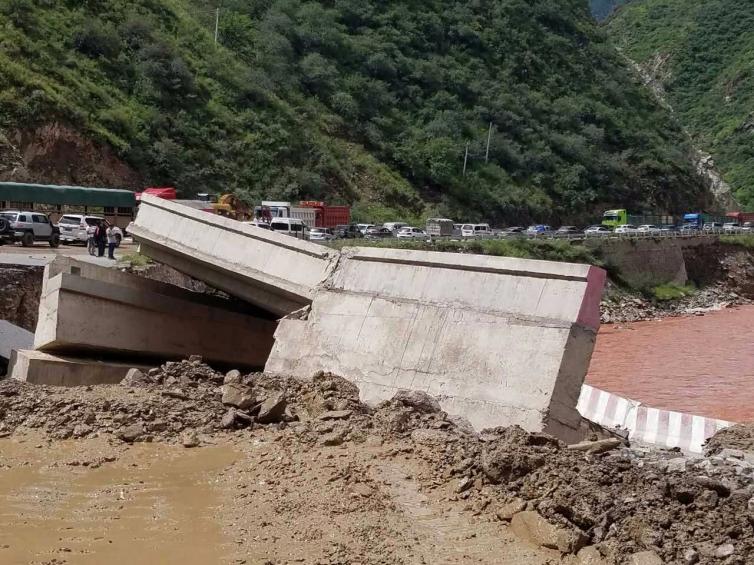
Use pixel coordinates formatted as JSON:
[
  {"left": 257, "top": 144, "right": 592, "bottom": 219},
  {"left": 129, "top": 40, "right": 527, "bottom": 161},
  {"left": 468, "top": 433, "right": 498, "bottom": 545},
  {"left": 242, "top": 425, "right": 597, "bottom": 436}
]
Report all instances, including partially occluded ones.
[{"left": 94, "top": 221, "right": 107, "bottom": 257}]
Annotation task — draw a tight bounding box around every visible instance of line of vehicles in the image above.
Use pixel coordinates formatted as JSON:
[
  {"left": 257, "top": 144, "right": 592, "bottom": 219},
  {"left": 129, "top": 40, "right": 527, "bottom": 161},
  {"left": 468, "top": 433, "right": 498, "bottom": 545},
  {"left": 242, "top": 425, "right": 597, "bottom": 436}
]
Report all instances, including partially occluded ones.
[{"left": 0, "top": 210, "right": 124, "bottom": 248}]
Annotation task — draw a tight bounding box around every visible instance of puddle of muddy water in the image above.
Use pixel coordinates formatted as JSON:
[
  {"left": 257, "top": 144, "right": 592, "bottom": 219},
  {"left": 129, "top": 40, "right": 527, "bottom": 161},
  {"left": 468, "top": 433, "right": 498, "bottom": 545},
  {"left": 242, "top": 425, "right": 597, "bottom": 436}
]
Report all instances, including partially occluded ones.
[{"left": 0, "top": 437, "right": 238, "bottom": 564}]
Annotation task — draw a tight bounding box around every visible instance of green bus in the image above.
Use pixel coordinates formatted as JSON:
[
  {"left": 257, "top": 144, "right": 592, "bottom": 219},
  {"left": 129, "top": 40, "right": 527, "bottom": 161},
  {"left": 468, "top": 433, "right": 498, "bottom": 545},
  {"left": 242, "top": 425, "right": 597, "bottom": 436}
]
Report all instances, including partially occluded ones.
[{"left": 0, "top": 182, "right": 137, "bottom": 231}]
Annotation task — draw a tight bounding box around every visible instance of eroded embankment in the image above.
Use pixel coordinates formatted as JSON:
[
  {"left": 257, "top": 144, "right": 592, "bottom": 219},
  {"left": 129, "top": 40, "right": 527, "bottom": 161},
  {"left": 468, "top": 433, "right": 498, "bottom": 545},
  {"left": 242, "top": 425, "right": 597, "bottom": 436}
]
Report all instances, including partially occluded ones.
[{"left": 1, "top": 359, "right": 753, "bottom": 564}]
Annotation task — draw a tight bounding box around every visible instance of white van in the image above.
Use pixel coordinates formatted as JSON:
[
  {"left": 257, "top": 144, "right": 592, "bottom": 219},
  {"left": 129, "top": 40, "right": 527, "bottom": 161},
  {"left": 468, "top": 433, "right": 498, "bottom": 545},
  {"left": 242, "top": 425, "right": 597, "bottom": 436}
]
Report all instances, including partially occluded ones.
[{"left": 270, "top": 218, "right": 308, "bottom": 239}]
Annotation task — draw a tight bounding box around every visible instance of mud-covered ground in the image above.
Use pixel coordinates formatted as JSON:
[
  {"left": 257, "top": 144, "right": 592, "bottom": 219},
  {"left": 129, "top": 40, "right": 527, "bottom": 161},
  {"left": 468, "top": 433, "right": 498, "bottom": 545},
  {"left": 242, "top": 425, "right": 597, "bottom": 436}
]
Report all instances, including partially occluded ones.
[{"left": 1, "top": 359, "right": 753, "bottom": 564}]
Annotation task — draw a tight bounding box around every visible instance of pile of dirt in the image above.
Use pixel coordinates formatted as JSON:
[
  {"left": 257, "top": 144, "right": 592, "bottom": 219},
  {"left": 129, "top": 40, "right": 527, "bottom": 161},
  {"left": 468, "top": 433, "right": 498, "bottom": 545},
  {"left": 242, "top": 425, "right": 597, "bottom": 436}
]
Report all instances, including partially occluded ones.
[
  {"left": 706, "top": 424, "right": 754, "bottom": 456},
  {"left": 1, "top": 360, "right": 753, "bottom": 564}
]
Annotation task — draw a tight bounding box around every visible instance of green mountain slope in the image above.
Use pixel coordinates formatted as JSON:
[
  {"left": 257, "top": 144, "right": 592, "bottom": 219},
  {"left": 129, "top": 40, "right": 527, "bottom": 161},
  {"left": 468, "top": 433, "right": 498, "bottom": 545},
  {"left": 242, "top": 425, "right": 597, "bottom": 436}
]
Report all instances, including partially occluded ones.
[
  {"left": 589, "top": 0, "right": 630, "bottom": 21},
  {"left": 608, "top": 0, "right": 754, "bottom": 208},
  {"left": 0, "top": 0, "right": 706, "bottom": 223}
]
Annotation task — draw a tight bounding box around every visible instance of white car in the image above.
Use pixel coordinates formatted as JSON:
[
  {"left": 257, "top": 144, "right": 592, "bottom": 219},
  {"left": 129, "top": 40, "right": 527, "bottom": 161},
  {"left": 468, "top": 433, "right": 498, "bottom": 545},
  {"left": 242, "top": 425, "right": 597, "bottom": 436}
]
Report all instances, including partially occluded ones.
[
  {"left": 584, "top": 225, "right": 611, "bottom": 237},
  {"left": 396, "top": 226, "right": 427, "bottom": 239},
  {"left": 614, "top": 224, "right": 638, "bottom": 234},
  {"left": 57, "top": 214, "right": 123, "bottom": 245},
  {"left": 460, "top": 224, "right": 475, "bottom": 237},
  {"left": 308, "top": 227, "right": 334, "bottom": 241},
  {"left": 723, "top": 222, "right": 741, "bottom": 233},
  {"left": 742, "top": 222, "right": 754, "bottom": 233},
  {"left": 357, "top": 223, "right": 374, "bottom": 235},
  {"left": 383, "top": 222, "right": 407, "bottom": 233},
  {"left": 637, "top": 224, "right": 661, "bottom": 234}
]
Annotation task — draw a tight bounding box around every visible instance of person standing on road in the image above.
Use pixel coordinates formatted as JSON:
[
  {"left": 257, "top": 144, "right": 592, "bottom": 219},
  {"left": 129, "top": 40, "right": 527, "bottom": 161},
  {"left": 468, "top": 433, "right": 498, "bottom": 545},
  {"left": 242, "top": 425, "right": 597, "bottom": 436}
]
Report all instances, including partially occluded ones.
[
  {"left": 106, "top": 223, "right": 118, "bottom": 260},
  {"left": 94, "top": 221, "right": 107, "bottom": 257}
]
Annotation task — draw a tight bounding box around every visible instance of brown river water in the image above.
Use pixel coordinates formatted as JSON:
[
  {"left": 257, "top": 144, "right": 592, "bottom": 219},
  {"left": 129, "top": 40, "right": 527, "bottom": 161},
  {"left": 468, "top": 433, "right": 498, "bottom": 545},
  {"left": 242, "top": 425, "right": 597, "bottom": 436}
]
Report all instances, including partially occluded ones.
[{"left": 587, "top": 305, "right": 754, "bottom": 423}]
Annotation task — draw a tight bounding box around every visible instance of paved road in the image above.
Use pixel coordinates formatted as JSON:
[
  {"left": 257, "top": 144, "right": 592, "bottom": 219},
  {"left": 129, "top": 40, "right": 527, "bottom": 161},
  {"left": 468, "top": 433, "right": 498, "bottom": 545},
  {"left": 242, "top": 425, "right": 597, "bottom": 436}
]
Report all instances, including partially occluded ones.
[{"left": 0, "top": 240, "right": 138, "bottom": 267}]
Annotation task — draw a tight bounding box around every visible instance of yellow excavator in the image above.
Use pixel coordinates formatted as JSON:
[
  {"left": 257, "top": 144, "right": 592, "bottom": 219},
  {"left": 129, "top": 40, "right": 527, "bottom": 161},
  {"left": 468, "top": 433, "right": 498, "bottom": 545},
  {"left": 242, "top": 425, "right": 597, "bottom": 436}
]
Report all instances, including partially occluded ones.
[{"left": 211, "top": 194, "right": 253, "bottom": 221}]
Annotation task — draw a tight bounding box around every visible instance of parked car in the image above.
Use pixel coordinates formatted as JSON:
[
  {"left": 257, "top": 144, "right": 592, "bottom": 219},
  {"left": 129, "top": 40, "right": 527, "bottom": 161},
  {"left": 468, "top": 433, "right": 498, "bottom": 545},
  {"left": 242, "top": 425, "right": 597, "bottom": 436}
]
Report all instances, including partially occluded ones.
[
  {"left": 471, "top": 224, "right": 493, "bottom": 238},
  {"left": 723, "top": 222, "right": 741, "bottom": 233},
  {"left": 584, "top": 225, "right": 611, "bottom": 237},
  {"left": 364, "top": 227, "right": 393, "bottom": 239},
  {"left": 637, "top": 224, "right": 661, "bottom": 234},
  {"left": 459, "top": 224, "right": 475, "bottom": 237},
  {"left": 703, "top": 222, "right": 724, "bottom": 233},
  {"left": 742, "top": 221, "right": 754, "bottom": 233},
  {"left": 556, "top": 226, "right": 581, "bottom": 235},
  {"left": 357, "top": 223, "right": 374, "bottom": 235},
  {"left": 614, "top": 224, "right": 638, "bottom": 234},
  {"left": 383, "top": 222, "right": 408, "bottom": 233},
  {"left": 334, "top": 224, "right": 364, "bottom": 239},
  {"left": 525, "top": 225, "right": 552, "bottom": 236},
  {"left": 500, "top": 226, "right": 525, "bottom": 237},
  {"left": 308, "top": 227, "right": 334, "bottom": 241},
  {"left": 396, "top": 226, "right": 427, "bottom": 239},
  {"left": 660, "top": 224, "right": 678, "bottom": 232},
  {"left": 270, "top": 218, "right": 309, "bottom": 238},
  {"left": 57, "top": 214, "right": 123, "bottom": 246},
  {"left": 0, "top": 210, "right": 60, "bottom": 247}
]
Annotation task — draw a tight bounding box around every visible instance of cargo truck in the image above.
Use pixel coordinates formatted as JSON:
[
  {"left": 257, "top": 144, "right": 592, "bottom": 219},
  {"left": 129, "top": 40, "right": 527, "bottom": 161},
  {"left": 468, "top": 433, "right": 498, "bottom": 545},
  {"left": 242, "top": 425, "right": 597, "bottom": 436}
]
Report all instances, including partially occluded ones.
[
  {"left": 298, "top": 201, "right": 351, "bottom": 229},
  {"left": 254, "top": 201, "right": 317, "bottom": 228},
  {"left": 681, "top": 213, "right": 729, "bottom": 230},
  {"left": 602, "top": 209, "right": 675, "bottom": 228}
]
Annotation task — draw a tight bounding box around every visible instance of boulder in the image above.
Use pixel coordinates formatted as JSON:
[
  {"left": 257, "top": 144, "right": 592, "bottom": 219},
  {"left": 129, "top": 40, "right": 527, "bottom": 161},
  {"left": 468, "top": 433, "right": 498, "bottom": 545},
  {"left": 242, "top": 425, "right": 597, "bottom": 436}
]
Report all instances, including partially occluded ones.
[
  {"left": 221, "top": 383, "right": 255, "bottom": 410},
  {"left": 627, "top": 551, "right": 663, "bottom": 565},
  {"left": 256, "top": 391, "right": 287, "bottom": 424},
  {"left": 510, "top": 511, "right": 587, "bottom": 554},
  {"left": 392, "top": 390, "right": 441, "bottom": 413}
]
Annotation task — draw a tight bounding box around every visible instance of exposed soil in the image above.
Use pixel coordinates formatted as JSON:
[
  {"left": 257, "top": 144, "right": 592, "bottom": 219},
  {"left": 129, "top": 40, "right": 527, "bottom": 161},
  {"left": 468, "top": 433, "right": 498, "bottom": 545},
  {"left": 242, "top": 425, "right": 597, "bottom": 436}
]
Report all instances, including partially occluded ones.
[
  {"left": 0, "top": 264, "right": 43, "bottom": 331},
  {"left": 1, "top": 359, "right": 753, "bottom": 564},
  {"left": 0, "top": 123, "right": 142, "bottom": 189}
]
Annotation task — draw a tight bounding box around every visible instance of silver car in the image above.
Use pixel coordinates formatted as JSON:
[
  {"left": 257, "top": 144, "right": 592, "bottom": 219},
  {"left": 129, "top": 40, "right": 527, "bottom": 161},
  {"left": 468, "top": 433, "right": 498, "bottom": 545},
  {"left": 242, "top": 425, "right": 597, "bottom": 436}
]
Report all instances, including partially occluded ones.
[{"left": 0, "top": 210, "right": 60, "bottom": 247}]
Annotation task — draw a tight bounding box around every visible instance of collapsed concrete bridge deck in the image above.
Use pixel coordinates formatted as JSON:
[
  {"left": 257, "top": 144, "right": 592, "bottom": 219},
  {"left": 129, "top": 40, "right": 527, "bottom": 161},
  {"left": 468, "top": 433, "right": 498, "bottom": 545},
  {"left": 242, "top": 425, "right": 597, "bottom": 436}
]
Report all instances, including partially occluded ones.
[{"left": 127, "top": 195, "right": 606, "bottom": 441}]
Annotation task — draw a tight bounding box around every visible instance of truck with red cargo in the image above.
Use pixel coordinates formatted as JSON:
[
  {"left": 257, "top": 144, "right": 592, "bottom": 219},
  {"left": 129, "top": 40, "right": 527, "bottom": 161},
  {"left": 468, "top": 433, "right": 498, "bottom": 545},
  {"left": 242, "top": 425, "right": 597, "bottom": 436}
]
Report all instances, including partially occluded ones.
[
  {"left": 298, "top": 201, "right": 350, "bottom": 228},
  {"left": 726, "top": 211, "right": 754, "bottom": 224}
]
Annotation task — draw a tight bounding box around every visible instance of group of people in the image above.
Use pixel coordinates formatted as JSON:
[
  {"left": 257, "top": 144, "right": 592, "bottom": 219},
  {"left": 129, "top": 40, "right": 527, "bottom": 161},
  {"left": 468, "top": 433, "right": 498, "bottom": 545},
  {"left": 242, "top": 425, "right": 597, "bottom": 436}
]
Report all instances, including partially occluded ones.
[{"left": 87, "top": 221, "right": 119, "bottom": 259}]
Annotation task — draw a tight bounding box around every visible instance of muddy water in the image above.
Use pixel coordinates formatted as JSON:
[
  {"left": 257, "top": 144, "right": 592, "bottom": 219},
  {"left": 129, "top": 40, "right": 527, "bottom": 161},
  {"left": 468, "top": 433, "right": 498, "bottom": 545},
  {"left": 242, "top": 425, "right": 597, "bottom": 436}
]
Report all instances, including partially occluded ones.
[
  {"left": 587, "top": 305, "right": 754, "bottom": 422},
  {"left": 0, "top": 436, "right": 238, "bottom": 564}
]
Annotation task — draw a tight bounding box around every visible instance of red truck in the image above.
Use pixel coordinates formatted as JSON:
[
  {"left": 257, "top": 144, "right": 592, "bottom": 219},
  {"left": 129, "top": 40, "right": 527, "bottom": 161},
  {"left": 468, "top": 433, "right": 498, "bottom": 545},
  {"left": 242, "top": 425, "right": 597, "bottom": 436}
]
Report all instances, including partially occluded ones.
[
  {"left": 726, "top": 211, "right": 754, "bottom": 224},
  {"left": 298, "top": 201, "right": 350, "bottom": 228}
]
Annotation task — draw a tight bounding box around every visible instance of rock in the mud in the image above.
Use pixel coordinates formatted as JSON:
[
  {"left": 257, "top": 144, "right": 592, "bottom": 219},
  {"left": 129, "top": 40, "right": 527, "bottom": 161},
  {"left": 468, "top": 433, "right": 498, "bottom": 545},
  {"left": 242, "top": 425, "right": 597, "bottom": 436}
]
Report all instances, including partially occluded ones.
[
  {"left": 224, "top": 369, "right": 242, "bottom": 385},
  {"left": 181, "top": 431, "right": 200, "bottom": 448},
  {"left": 392, "top": 389, "right": 441, "bottom": 413},
  {"left": 714, "top": 543, "right": 735, "bottom": 558},
  {"left": 510, "top": 511, "right": 587, "bottom": 554},
  {"left": 627, "top": 551, "right": 663, "bottom": 565},
  {"left": 567, "top": 438, "right": 622, "bottom": 454},
  {"left": 455, "top": 477, "right": 473, "bottom": 494},
  {"left": 221, "top": 383, "right": 255, "bottom": 410},
  {"left": 575, "top": 546, "right": 608, "bottom": 565},
  {"left": 495, "top": 498, "right": 527, "bottom": 522},
  {"left": 117, "top": 423, "right": 145, "bottom": 443},
  {"left": 320, "top": 430, "right": 346, "bottom": 447},
  {"left": 221, "top": 409, "right": 237, "bottom": 429},
  {"left": 72, "top": 424, "right": 92, "bottom": 438},
  {"left": 665, "top": 457, "right": 687, "bottom": 473},
  {"left": 682, "top": 548, "right": 699, "bottom": 564},
  {"left": 256, "top": 391, "right": 287, "bottom": 424},
  {"left": 121, "top": 368, "right": 150, "bottom": 387},
  {"left": 318, "top": 410, "right": 352, "bottom": 421}
]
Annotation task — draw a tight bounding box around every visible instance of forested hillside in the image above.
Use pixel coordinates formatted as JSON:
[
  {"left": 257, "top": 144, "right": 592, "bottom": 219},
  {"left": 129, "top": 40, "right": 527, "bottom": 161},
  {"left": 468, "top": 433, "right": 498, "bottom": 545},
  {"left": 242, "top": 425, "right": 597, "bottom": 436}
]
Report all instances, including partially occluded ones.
[
  {"left": 609, "top": 0, "right": 754, "bottom": 208},
  {"left": 589, "top": 0, "right": 630, "bottom": 21},
  {"left": 0, "top": 0, "right": 706, "bottom": 223}
]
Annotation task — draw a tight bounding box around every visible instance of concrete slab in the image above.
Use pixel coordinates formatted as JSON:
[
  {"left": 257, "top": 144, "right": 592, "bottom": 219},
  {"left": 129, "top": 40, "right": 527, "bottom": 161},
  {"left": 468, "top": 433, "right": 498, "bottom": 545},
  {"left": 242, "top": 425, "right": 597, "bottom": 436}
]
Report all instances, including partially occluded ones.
[
  {"left": 129, "top": 194, "right": 338, "bottom": 316},
  {"left": 9, "top": 349, "right": 150, "bottom": 386},
  {"left": 0, "top": 320, "right": 34, "bottom": 361},
  {"left": 34, "top": 259, "right": 277, "bottom": 368},
  {"left": 267, "top": 247, "right": 605, "bottom": 441}
]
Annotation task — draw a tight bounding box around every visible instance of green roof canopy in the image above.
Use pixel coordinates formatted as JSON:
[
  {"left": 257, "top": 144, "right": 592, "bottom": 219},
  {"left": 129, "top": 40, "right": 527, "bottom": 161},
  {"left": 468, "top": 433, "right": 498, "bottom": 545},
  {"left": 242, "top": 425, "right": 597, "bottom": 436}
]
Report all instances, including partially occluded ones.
[{"left": 0, "top": 182, "right": 136, "bottom": 208}]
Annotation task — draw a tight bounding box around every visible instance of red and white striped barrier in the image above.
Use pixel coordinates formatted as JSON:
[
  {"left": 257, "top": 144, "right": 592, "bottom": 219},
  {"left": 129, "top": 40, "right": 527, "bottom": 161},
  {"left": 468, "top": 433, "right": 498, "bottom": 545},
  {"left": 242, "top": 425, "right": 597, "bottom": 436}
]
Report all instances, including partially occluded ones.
[{"left": 577, "top": 384, "right": 733, "bottom": 454}]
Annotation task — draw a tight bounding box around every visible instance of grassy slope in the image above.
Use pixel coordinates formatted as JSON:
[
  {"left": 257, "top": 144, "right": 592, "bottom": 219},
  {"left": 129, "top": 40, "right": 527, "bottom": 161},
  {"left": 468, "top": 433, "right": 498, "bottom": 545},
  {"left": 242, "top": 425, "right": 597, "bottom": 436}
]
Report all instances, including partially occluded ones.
[
  {"left": 0, "top": 0, "right": 705, "bottom": 224},
  {"left": 608, "top": 0, "right": 754, "bottom": 208}
]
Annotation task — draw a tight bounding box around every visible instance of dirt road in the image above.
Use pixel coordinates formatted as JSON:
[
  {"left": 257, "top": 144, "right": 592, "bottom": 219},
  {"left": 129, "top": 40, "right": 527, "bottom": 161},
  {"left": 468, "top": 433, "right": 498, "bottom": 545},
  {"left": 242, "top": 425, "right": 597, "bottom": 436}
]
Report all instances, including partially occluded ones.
[{"left": 0, "top": 430, "right": 556, "bottom": 565}]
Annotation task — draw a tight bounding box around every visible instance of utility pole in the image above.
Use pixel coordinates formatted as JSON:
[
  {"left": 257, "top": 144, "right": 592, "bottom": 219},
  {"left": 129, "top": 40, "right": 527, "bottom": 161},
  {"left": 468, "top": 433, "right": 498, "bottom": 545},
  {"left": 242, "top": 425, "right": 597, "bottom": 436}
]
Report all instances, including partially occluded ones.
[
  {"left": 463, "top": 142, "right": 469, "bottom": 176},
  {"left": 485, "top": 122, "right": 493, "bottom": 163},
  {"left": 214, "top": 7, "right": 220, "bottom": 45}
]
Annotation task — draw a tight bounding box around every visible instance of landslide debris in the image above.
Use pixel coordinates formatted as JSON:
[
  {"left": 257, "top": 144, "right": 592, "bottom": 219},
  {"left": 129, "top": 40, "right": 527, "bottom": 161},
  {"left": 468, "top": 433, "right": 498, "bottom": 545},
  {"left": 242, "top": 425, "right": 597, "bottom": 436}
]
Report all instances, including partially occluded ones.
[{"left": 1, "top": 359, "right": 753, "bottom": 564}]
